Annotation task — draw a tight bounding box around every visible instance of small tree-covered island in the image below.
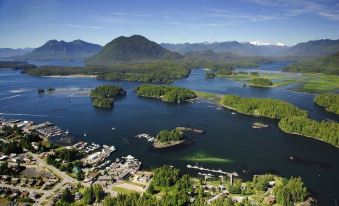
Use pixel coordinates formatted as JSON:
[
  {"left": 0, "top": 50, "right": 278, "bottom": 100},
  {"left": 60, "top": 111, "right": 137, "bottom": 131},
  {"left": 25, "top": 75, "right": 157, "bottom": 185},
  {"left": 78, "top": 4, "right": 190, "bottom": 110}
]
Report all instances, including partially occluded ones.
[
  {"left": 153, "top": 129, "right": 185, "bottom": 148},
  {"left": 248, "top": 78, "right": 273, "bottom": 87},
  {"left": 90, "top": 84, "right": 126, "bottom": 108},
  {"left": 136, "top": 84, "right": 197, "bottom": 103}
]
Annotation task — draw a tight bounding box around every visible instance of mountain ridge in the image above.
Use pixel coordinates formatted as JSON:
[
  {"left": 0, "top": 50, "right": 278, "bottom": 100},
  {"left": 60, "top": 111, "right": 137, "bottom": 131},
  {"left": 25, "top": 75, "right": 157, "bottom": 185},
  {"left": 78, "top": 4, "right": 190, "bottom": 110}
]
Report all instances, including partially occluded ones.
[
  {"left": 18, "top": 39, "right": 102, "bottom": 60},
  {"left": 85, "top": 35, "right": 182, "bottom": 65}
]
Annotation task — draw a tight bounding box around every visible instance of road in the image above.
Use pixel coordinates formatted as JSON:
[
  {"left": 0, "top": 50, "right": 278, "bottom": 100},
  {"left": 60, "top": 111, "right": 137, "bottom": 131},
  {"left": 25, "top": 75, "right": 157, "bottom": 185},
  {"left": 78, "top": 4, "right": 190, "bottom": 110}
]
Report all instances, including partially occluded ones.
[
  {"left": 29, "top": 152, "right": 81, "bottom": 205},
  {"left": 1, "top": 152, "right": 116, "bottom": 205}
]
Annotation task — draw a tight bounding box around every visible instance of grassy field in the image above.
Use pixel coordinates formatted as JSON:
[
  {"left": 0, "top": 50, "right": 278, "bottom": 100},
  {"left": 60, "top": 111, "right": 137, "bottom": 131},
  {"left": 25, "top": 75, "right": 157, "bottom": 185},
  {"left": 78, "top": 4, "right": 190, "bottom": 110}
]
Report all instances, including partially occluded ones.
[
  {"left": 181, "top": 152, "right": 233, "bottom": 164},
  {"left": 112, "top": 186, "right": 139, "bottom": 194},
  {"left": 218, "top": 72, "right": 339, "bottom": 93}
]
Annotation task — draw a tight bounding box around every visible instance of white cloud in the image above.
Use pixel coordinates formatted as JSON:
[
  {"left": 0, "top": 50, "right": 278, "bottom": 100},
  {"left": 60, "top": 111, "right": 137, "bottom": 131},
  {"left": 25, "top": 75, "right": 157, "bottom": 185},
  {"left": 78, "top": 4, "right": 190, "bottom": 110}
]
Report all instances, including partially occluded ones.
[{"left": 245, "top": 0, "right": 339, "bottom": 21}]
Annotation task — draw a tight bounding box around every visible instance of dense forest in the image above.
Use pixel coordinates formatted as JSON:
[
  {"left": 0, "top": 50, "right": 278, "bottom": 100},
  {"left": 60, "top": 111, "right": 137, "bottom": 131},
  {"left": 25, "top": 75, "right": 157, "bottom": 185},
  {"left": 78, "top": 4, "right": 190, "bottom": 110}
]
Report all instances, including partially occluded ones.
[
  {"left": 156, "top": 129, "right": 183, "bottom": 143},
  {"left": 248, "top": 78, "right": 273, "bottom": 87},
  {"left": 90, "top": 84, "right": 126, "bottom": 108},
  {"left": 220, "top": 95, "right": 308, "bottom": 119},
  {"left": 219, "top": 94, "right": 339, "bottom": 147},
  {"left": 24, "top": 61, "right": 191, "bottom": 83},
  {"left": 0, "top": 61, "right": 37, "bottom": 70},
  {"left": 283, "top": 52, "right": 339, "bottom": 75},
  {"left": 279, "top": 116, "right": 339, "bottom": 147},
  {"left": 136, "top": 84, "right": 197, "bottom": 103},
  {"left": 314, "top": 93, "right": 339, "bottom": 115}
]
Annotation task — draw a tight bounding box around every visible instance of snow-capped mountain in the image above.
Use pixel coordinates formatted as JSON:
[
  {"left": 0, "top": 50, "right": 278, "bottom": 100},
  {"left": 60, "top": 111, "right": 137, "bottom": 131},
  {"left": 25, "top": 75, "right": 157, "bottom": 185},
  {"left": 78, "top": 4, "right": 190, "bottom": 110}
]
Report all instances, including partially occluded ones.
[{"left": 249, "top": 41, "right": 286, "bottom": 47}]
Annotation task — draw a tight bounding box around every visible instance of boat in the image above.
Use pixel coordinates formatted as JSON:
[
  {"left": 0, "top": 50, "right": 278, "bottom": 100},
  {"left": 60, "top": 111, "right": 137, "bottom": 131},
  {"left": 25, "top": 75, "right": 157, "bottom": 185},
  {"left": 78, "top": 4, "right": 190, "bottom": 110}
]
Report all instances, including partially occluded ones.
[
  {"left": 231, "top": 112, "right": 236, "bottom": 115},
  {"left": 65, "top": 129, "right": 69, "bottom": 134},
  {"left": 112, "top": 127, "right": 116, "bottom": 130},
  {"left": 84, "top": 132, "right": 87, "bottom": 137}
]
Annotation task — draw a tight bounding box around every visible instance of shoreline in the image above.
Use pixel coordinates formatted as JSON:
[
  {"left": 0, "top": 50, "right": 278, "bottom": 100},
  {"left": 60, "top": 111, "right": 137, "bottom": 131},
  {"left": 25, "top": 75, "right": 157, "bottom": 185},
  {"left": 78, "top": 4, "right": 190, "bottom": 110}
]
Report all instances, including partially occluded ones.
[
  {"left": 153, "top": 139, "right": 186, "bottom": 148},
  {"left": 43, "top": 74, "right": 97, "bottom": 78},
  {"left": 196, "top": 91, "right": 339, "bottom": 149}
]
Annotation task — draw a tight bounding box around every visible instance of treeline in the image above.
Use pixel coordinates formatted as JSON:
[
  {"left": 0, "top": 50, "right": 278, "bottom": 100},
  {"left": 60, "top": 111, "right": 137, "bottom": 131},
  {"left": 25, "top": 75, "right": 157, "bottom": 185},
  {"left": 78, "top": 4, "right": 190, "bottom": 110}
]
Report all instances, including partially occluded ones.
[
  {"left": 220, "top": 95, "right": 308, "bottom": 119},
  {"left": 249, "top": 78, "right": 273, "bottom": 87},
  {"left": 282, "top": 52, "right": 339, "bottom": 75},
  {"left": 90, "top": 84, "right": 126, "bottom": 108},
  {"left": 219, "top": 94, "right": 339, "bottom": 147},
  {"left": 314, "top": 93, "right": 339, "bottom": 115},
  {"left": 156, "top": 129, "right": 183, "bottom": 143},
  {"left": 0, "top": 61, "right": 37, "bottom": 70},
  {"left": 279, "top": 116, "right": 339, "bottom": 147},
  {"left": 46, "top": 148, "right": 84, "bottom": 180},
  {"left": 136, "top": 84, "right": 196, "bottom": 103},
  {"left": 24, "top": 61, "right": 191, "bottom": 83}
]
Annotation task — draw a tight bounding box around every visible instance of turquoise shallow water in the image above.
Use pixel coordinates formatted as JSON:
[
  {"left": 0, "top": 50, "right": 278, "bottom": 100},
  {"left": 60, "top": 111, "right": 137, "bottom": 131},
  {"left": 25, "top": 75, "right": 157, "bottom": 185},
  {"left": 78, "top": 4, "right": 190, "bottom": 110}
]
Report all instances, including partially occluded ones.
[{"left": 0, "top": 61, "right": 338, "bottom": 205}]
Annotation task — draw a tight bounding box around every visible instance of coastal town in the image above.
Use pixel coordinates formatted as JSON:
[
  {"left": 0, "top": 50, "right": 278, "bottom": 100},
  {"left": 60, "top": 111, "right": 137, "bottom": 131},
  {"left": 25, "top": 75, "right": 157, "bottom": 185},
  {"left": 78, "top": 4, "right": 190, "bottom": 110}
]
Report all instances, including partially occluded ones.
[
  {"left": 0, "top": 117, "right": 315, "bottom": 206},
  {"left": 0, "top": 118, "right": 149, "bottom": 205}
]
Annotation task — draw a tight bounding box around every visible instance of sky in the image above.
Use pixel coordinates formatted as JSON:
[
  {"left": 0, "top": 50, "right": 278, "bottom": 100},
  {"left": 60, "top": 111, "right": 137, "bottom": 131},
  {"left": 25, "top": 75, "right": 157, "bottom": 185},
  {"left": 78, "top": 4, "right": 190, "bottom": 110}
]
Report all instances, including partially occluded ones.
[{"left": 0, "top": 0, "right": 339, "bottom": 48}]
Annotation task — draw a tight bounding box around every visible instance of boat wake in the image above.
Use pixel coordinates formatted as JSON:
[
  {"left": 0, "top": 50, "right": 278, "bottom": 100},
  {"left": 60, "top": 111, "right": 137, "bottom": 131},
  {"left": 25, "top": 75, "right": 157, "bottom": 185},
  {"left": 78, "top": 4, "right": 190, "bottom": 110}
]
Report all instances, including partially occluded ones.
[
  {"left": 0, "top": 112, "right": 48, "bottom": 117},
  {"left": 0, "top": 95, "right": 21, "bottom": 100},
  {"left": 9, "top": 89, "right": 31, "bottom": 93}
]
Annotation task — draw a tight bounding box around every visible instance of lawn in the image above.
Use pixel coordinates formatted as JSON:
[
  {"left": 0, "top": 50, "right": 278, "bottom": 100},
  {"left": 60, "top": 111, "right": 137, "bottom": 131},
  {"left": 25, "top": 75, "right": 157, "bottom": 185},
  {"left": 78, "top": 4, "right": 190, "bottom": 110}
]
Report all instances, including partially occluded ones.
[{"left": 112, "top": 186, "right": 139, "bottom": 194}]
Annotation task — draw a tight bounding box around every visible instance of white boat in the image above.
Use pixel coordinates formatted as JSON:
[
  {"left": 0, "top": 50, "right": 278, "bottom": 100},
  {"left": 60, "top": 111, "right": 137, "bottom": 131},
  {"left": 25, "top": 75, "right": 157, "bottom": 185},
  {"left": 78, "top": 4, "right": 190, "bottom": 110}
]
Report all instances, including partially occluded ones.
[
  {"left": 112, "top": 127, "right": 116, "bottom": 130},
  {"left": 65, "top": 129, "right": 69, "bottom": 134},
  {"left": 84, "top": 132, "right": 87, "bottom": 137}
]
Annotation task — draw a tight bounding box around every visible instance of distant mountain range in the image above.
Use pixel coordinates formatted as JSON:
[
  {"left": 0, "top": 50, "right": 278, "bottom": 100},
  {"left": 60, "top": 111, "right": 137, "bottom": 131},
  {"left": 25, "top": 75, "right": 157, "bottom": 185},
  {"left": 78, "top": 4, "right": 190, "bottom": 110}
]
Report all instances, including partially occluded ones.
[
  {"left": 282, "top": 39, "right": 339, "bottom": 58},
  {"left": 0, "top": 48, "right": 34, "bottom": 58},
  {"left": 161, "top": 41, "right": 288, "bottom": 56},
  {"left": 161, "top": 39, "right": 339, "bottom": 58},
  {"left": 1, "top": 36, "right": 338, "bottom": 63},
  {"left": 86, "top": 35, "right": 182, "bottom": 65},
  {"left": 18, "top": 39, "right": 102, "bottom": 60}
]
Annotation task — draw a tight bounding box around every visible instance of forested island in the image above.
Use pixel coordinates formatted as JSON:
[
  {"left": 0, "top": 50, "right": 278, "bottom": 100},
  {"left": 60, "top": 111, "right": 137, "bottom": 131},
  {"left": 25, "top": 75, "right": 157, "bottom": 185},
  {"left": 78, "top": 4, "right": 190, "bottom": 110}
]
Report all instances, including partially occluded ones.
[
  {"left": 23, "top": 61, "right": 191, "bottom": 83},
  {"left": 248, "top": 78, "right": 273, "bottom": 87},
  {"left": 153, "top": 129, "right": 185, "bottom": 148},
  {"left": 195, "top": 92, "right": 339, "bottom": 148},
  {"left": 219, "top": 95, "right": 339, "bottom": 147},
  {"left": 90, "top": 84, "right": 126, "bottom": 108},
  {"left": 136, "top": 84, "right": 197, "bottom": 103},
  {"left": 314, "top": 93, "right": 339, "bottom": 115},
  {"left": 220, "top": 95, "right": 308, "bottom": 119},
  {"left": 279, "top": 116, "right": 339, "bottom": 147}
]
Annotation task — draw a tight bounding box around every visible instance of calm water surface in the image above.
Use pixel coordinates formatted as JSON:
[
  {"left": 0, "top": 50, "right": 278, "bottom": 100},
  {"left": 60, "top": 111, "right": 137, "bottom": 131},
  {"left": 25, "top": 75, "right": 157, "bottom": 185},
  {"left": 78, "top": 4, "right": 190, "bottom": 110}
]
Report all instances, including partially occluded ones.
[{"left": 0, "top": 61, "right": 338, "bottom": 205}]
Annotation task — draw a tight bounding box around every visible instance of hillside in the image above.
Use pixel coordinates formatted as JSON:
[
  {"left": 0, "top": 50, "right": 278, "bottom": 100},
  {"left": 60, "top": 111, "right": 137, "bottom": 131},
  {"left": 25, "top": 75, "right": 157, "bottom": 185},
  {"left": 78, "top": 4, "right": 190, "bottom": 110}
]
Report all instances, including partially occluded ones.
[
  {"left": 161, "top": 41, "right": 288, "bottom": 56},
  {"left": 182, "top": 49, "right": 270, "bottom": 64},
  {"left": 86, "top": 35, "right": 182, "bottom": 65},
  {"left": 282, "top": 39, "right": 339, "bottom": 58},
  {"left": 283, "top": 52, "right": 339, "bottom": 75},
  {"left": 0, "top": 48, "right": 33, "bottom": 58},
  {"left": 19, "top": 39, "right": 102, "bottom": 60}
]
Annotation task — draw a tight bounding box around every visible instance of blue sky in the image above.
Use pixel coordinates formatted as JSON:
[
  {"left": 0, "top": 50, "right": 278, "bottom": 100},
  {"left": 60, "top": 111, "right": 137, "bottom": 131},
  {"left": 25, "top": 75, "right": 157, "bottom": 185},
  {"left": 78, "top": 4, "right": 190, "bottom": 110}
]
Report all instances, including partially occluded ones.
[{"left": 0, "top": 0, "right": 339, "bottom": 48}]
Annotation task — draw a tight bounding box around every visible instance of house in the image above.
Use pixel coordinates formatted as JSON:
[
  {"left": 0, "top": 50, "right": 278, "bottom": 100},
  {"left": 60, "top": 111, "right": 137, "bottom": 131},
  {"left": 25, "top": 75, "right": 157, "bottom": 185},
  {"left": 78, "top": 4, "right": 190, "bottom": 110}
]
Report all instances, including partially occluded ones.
[{"left": 20, "top": 191, "right": 29, "bottom": 198}]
